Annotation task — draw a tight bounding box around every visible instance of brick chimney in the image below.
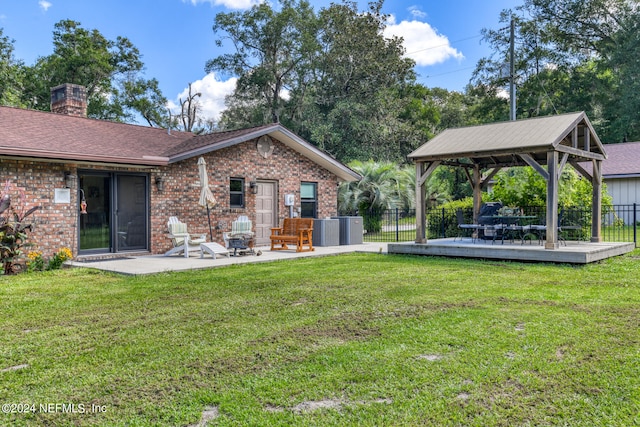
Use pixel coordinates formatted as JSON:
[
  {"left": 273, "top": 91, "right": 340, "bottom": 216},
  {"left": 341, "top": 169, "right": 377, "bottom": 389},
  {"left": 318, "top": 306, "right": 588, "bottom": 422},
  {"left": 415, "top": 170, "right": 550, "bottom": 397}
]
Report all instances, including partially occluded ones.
[{"left": 50, "top": 83, "right": 87, "bottom": 117}]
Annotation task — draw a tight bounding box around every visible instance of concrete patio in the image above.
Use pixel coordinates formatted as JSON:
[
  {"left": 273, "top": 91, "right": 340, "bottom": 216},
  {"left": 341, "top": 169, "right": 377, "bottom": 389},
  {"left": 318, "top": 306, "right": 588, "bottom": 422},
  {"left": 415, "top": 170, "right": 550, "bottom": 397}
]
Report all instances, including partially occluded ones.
[
  {"left": 68, "top": 238, "right": 635, "bottom": 276},
  {"left": 68, "top": 242, "right": 390, "bottom": 275}
]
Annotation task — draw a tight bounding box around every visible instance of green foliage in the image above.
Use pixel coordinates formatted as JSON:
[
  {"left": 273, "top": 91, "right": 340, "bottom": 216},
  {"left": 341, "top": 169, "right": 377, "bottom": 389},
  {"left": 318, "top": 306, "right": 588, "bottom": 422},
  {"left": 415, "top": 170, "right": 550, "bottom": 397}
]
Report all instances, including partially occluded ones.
[
  {"left": 13, "top": 20, "right": 167, "bottom": 126},
  {"left": 338, "top": 161, "right": 419, "bottom": 231},
  {"left": 210, "top": 0, "right": 422, "bottom": 163},
  {"left": 0, "top": 28, "right": 25, "bottom": 107},
  {"left": 46, "top": 247, "right": 73, "bottom": 271},
  {"left": 424, "top": 198, "right": 476, "bottom": 238},
  {"left": 26, "top": 251, "right": 45, "bottom": 272},
  {"left": 208, "top": 0, "right": 318, "bottom": 125},
  {"left": 0, "top": 181, "right": 40, "bottom": 275},
  {"left": 432, "top": 165, "right": 472, "bottom": 201},
  {"left": 474, "top": 0, "right": 640, "bottom": 143},
  {"left": 490, "top": 166, "right": 612, "bottom": 209}
]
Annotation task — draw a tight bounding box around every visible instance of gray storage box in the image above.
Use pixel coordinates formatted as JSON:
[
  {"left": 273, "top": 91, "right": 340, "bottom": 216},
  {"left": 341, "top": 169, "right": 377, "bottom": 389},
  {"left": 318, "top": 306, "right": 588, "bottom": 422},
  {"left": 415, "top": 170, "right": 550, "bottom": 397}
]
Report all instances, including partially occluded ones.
[
  {"left": 331, "top": 216, "right": 363, "bottom": 245},
  {"left": 313, "top": 219, "right": 340, "bottom": 246}
]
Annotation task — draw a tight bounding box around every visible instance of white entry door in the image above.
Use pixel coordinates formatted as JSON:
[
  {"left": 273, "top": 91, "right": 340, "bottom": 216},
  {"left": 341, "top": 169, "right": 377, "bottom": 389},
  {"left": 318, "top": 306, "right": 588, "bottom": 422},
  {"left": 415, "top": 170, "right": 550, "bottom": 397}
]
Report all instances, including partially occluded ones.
[{"left": 255, "top": 181, "right": 277, "bottom": 246}]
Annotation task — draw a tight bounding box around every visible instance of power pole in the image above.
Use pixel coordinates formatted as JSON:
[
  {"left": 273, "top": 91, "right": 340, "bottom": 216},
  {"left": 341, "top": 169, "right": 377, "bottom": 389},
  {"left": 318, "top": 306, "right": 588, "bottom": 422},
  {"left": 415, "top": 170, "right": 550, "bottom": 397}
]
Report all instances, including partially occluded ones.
[{"left": 509, "top": 18, "right": 516, "bottom": 121}]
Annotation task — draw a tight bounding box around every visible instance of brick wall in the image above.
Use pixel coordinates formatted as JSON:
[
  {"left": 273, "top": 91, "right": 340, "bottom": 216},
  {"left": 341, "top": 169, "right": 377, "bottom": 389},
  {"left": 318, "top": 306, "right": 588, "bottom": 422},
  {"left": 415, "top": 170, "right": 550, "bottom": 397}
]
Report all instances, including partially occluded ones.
[
  {"left": 0, "top": 159, "right": 77, "bottom": 259},
  {"left": 152, "top": 137, "right": 339, "bottom": 253},
  {"left": 2, "top": 135, "right": 341, "bottom": 258}
]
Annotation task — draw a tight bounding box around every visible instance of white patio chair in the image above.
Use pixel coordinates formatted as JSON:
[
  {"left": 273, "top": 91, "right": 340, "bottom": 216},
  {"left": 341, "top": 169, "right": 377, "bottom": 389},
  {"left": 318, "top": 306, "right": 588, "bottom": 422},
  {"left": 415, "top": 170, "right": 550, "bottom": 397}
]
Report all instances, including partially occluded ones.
[{"left": 164, "top": 216, "right": 207, "bottom": 258}]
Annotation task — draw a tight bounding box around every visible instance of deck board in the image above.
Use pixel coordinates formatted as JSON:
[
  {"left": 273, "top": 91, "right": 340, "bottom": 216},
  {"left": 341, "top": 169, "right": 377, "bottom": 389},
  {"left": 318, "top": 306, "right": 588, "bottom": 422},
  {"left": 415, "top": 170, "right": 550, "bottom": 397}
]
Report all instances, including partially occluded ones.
[{"left": 388, "top": 239, "right": 635, "bottom": 264}]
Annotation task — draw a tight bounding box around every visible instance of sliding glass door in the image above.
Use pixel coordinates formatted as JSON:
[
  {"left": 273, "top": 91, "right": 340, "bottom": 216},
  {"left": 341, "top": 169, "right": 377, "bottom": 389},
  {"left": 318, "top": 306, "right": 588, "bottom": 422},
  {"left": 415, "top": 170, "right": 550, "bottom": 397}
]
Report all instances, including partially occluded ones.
[
  {"left": 115, "top": 175, "right": 148, "bottom": 251},
  {"left": 78, "top": 172, "right": 148, "bottom": 254}
]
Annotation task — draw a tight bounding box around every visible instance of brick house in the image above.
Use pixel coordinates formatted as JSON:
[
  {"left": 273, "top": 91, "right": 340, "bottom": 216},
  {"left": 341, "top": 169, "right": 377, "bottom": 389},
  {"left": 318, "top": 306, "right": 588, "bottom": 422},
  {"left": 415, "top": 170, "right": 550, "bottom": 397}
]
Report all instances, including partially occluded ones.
[{"left": 1, "top": 84, "right": 360, "bottom": 259}]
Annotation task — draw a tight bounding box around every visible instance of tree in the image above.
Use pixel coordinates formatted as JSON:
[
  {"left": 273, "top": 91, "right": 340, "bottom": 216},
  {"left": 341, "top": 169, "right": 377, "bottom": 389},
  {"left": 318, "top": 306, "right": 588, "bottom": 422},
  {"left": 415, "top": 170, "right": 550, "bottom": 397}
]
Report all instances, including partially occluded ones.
[
  {"left": 179, "top": 83, "right": 201, "bottom": 132},
  {"left": 473, "top": 0, "right": 640, "bottom": 142},
  {"left": 207, "top": 0, "right": 318, "bottom": 125},
  {"left": 21, "top": 20, "right": 167, "bottom": 126},
  {"left": 287, "top": 0, "right": 417, "bottom": 162},
  {"left": 210, "top": 0, "right": 423, "bottom": 163},
  {"left": 338, "top": 160, "right": 407, "bottom": 231},
  {"left": 0, "top": 28, "right": 25, "bottom": 107},
  {"left": 119, "top": 78, "right": 168, "bottom": 127},
  {"left": 490, "top": 166, "right": 612, "bottom": 209}
]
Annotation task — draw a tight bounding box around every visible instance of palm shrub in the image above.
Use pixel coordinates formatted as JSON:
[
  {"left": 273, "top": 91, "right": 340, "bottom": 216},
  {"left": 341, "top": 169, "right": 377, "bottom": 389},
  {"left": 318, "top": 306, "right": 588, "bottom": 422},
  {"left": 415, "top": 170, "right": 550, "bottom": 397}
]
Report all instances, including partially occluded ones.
[
  {"left": 0, "top": 180, "right": 40, "bottom": 275},
  {"left": 339, "top": 161, "right": 413, "bottom": 232}
]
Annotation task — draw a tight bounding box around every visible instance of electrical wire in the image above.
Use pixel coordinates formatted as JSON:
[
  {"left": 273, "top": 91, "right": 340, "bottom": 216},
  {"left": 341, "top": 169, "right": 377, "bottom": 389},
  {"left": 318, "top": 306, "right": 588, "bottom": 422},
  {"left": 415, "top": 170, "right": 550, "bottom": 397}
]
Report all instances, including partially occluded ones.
[{"left": 404, "top": 34, "right": 483, "bottom": 56}]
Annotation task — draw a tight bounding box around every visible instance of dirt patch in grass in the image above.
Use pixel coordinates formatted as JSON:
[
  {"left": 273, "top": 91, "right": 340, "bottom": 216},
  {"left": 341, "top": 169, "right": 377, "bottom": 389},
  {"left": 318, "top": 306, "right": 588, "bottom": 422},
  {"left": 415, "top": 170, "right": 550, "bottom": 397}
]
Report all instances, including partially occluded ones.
[
  {"left": 292, "top": 315, "right": 381, "bottom": 342},
  {"left": 249, "top": 312, "right": 382, "bottom": 348},
  {"left": 292, "top": 399, "right": 344, "bottom": 413},
  {"left": 268, "top": 397, "right": 393, "bottom": 414},
  {"left": 417, "top": 354, "right": 443, "bottom": 361},
  {"left": 0, "top": 364, "right": 28, "bottom": 372},
  {"left": 412, "top": 301, "right": 480, "bottom": 311},
  {"left": 187, "top": 406, "right": 218, "bottom": 427}
]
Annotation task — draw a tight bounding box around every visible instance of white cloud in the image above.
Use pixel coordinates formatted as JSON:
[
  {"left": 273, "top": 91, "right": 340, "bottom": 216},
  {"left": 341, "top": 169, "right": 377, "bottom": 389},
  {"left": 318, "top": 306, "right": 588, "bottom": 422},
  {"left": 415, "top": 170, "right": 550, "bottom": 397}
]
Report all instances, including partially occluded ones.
[
  {"left": 168, "top": 73, "right": 237, "bottom": 123},
  {"left": 39, "top": 0, "right": 52, "bottom": 12},
  {"left": 183, "top": 0, "right": 262, "bottom": 10},
  {"left": 384, "top": 18, "right": 464, "bottom": 67},
  {"left": 408, "top": 5, "right": 427, "bottom": 19}
]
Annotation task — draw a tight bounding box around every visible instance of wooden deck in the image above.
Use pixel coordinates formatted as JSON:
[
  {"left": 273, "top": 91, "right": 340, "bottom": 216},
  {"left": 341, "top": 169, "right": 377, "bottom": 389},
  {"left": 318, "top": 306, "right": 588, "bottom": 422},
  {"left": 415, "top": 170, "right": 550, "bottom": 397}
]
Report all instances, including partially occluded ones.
[{"left": 388, "top": 238, "right": 635, "bottom": 264}]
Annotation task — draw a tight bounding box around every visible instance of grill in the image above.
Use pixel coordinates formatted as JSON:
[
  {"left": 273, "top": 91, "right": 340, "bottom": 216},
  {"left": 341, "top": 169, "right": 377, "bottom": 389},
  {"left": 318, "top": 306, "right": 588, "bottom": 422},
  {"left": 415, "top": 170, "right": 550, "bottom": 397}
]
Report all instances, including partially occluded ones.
[{"left": 227, "top": 233, "right": 255, "bottom": 256}]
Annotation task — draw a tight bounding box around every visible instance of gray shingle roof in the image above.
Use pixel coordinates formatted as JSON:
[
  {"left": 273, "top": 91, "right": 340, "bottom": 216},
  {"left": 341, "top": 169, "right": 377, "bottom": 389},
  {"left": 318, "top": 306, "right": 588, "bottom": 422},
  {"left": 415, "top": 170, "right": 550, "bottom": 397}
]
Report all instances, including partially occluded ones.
[{"left": 600, "top": 141, "right": 640, "bottom": 177}]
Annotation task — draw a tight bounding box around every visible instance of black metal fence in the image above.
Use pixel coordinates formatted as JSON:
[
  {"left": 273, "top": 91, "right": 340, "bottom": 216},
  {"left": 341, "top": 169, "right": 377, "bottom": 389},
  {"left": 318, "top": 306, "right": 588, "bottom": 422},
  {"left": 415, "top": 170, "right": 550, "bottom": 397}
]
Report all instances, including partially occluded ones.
[{"left": 361, "top": 204, "right": 639, "bottom": 247}]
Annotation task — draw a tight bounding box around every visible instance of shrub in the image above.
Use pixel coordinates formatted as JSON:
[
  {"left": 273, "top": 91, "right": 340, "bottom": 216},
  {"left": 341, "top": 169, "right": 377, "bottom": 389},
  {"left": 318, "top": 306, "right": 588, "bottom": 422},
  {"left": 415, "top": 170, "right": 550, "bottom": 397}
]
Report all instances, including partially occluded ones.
[
  {"left": 26, "top": 251, "right": 45, "bottom": 272},
  {"left": 47, "top": 247, "right": 73, "bottom": 270},
  {"left": 26, "top": 248, "right": 72, "bottom": 273}
]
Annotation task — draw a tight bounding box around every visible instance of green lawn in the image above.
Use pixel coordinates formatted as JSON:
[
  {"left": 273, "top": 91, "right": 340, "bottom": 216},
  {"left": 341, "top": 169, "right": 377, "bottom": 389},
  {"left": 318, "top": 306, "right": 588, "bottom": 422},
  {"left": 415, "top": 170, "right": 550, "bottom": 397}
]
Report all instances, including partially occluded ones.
[{"left": 1, "top": 252, "right": 639, "bottom": 426}]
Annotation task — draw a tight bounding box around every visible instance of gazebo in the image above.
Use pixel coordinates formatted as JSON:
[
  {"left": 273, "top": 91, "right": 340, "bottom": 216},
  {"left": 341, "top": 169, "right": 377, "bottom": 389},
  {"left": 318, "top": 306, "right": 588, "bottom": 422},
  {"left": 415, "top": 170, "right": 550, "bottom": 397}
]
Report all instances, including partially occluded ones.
[{"left": 408, "top": 112, "right": 606, "bottom": 250}]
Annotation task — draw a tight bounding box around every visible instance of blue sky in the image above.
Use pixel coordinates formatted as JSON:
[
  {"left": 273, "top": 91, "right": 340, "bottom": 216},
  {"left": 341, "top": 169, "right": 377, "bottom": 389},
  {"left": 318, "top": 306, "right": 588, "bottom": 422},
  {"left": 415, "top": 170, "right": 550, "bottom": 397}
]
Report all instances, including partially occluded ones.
[{"left": 1, "top": 0, "right": 521, "bottom": 122}]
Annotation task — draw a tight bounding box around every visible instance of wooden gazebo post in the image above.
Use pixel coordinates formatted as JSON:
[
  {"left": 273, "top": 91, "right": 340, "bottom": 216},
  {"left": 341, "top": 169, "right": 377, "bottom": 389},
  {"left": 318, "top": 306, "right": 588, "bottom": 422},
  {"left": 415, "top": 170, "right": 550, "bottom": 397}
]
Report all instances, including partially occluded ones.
[
  {"left": 415, "top": 160, "right": 441, "bottom": 244},
  {"left": 415, "top": 161, "right": 427, "bottom": 243},
  {"left": 545, "top": 150, "right": 560, "bottom": 249},
  {"left": 591, "top": 159, "right": 603, "bottom": 242}
]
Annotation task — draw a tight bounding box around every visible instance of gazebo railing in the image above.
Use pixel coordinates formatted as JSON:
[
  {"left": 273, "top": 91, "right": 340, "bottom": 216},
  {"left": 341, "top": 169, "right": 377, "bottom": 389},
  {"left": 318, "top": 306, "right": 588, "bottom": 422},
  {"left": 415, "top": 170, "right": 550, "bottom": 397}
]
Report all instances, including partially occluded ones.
[{"left": 359, "top": 204, "right": 639, "bottom": 247}]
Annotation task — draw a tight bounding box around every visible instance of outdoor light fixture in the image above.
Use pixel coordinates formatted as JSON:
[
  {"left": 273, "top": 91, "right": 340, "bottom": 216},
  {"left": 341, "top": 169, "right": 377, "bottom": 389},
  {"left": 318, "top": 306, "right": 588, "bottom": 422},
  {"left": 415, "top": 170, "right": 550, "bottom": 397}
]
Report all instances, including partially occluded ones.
[
  {"left": 64, "top": 172, "right": 76, "bottom": 188},
  {"left": 249, "top": 180, "right": 258, "bottom": 194},
  {"left": 155, "top": 176, "right": 164, "bottom": 193}
]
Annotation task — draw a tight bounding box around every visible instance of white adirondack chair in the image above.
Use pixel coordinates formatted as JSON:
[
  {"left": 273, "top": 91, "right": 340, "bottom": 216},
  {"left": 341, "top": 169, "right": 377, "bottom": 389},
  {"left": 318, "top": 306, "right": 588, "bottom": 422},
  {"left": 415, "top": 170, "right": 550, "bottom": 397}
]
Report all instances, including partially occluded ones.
[{"left": 164, "top": 217, "right": 207, "bottom": 258}]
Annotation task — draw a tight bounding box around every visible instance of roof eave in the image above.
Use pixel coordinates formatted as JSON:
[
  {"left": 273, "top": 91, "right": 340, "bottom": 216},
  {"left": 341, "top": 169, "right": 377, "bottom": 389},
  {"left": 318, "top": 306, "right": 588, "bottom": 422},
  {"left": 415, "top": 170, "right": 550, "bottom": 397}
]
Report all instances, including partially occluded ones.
[
  {"left": 408, "top": 145, "right": 552, "bottom": 162},
  {"left": 271, "top": 126, "right": 361, "bottom": 182},
  {"left": 0, "top": 147, "right": 169, "bottom": 166},
  {"left": 168, "top": 124, "right": 362, "bottom": 182},
  {"left": 604, "top": 173, "right": 640, "bottom": 179},
  {"left": 551, "top": 112, "right": 607, "bottom": 159},
  {"left": 167, "top": 125, "right": 280, "bottom": 163}
]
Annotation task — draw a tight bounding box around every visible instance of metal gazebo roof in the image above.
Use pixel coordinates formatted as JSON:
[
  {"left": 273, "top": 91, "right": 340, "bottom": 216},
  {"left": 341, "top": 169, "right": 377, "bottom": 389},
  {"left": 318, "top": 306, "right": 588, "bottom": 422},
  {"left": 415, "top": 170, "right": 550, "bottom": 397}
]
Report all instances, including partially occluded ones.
[{"left": 408, "top": 111, "right": 606, "bottom": 168}]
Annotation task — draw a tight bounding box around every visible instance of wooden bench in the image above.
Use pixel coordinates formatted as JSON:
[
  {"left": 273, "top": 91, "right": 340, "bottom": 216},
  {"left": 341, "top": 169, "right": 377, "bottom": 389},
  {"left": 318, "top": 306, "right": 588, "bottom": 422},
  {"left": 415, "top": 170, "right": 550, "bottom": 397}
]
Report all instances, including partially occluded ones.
[{"left": 270, "top": 218, "right": 314, "bottom": 252}]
